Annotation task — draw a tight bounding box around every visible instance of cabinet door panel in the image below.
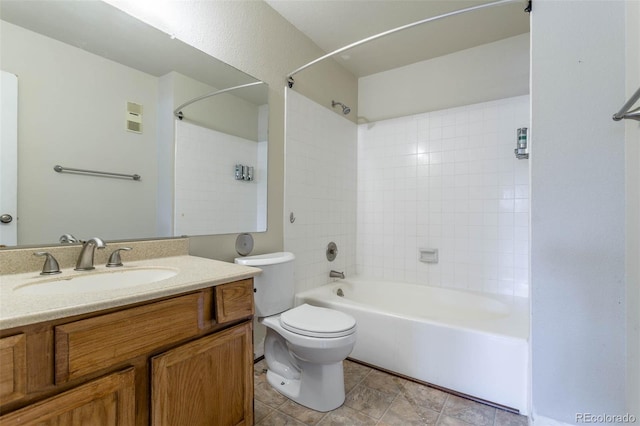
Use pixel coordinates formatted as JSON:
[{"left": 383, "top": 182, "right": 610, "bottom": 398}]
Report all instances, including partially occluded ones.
[
  {"left": 215, "top": 279, "right": 254, "bottom": 323},
  {"left": 0, "top": 333, "right": 26, "bottom": 404},
  {"left": 151, "top": 322, "right": 252, "bottom": 426},
  {"left": 0, "top": 368, "right": 135, "bottom": 426},
  {"left": 56, "top": 292, "right": 203, "bottom": 383}
]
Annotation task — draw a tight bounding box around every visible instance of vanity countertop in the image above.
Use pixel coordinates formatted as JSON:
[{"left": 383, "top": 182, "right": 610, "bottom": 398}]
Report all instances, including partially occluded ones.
[{"left": 0, "top": 255, "right": 260, "bottom": 330}]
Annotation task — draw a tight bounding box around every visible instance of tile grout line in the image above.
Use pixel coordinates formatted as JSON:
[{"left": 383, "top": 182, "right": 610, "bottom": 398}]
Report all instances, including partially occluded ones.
[
  {"left": 317, "top": 410, "right": 330, "bottom": 425},
  {"left": 489, "top": 404, "right": 498, "bottom": 426},
  {"left": 435, "top": 393, "right": 449, "bottom": 426},
  {"left": 375, "top": 392, "right": 399, "bottom": 425}
]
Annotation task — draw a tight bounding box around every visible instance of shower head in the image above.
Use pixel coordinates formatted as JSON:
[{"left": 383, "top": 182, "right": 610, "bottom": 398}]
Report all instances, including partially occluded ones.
[{"left": 332, "top": 100, "right": 351, "bottom": 115}]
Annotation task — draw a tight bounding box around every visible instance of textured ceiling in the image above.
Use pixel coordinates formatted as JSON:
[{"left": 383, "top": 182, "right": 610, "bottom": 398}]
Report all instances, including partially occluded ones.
[{"left": 265, "top": 0, "right": 530, "bottom": 77}]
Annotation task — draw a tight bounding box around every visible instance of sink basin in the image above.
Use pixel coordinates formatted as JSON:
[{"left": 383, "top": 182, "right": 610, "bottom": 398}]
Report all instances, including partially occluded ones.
[{"left": 14, "top": 267, "right": 179, "bottom": 295}]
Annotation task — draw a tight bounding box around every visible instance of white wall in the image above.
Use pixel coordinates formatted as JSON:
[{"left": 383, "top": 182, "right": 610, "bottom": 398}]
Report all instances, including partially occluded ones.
[
  {"left": 357, "top": 95, "right": 529, "bottom": 297},
  {"left": 284, "top": 88, "right": 357, "bottom": 294},
  {"left": 0, "top": 71, "right": 18, "bottom": 246},
  {"left": 358, "top": 33, "right": 529, "bottom": 122},
  {"left": 257, "top": 104, "right": 269, "bottom": 232},
  {"left": 625, "top": 0, "right": 640, "bottom": 416},
  {"left": 531, "top": 1, "right": 627, "bottom": 423}
]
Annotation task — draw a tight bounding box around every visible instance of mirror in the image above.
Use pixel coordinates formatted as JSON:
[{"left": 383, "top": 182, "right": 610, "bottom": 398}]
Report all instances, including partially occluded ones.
[{"left": 0, "top": 0, "right": 268, "bottom": 248}]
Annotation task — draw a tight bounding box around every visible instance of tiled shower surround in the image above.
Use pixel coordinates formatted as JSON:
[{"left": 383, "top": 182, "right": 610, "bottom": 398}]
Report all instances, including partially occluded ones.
[
  {"left": 175, "top": 120, "right": 267, "bottom": 235},
  {"left": 357, "top": 96, "right": 530, "bottom": 297},
  {"left": 285, "top": 90, "right": 530, "bottom": 298},
  {"left": 284, "top": 89, "right": 358, "bottom": 293}
]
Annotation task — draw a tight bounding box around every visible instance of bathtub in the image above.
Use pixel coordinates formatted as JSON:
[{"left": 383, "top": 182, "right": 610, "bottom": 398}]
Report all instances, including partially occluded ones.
[{"left": 295, "top": 278, "right": 529, "bottom": 415}]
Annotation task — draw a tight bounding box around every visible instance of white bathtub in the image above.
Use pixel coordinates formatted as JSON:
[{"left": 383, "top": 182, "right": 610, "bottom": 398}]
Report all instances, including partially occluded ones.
[{"left": 295, "top": 278, "right": 530, "bottom": 415}]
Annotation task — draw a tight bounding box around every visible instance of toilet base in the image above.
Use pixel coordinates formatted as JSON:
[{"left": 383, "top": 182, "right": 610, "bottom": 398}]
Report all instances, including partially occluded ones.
[{"left": 265, "top": 361, "right": 346, "bottom": 412}]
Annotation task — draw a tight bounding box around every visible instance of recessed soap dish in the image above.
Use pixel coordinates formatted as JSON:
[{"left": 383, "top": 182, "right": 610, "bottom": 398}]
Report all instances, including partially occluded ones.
[{"left": 419, "top": 248, "right": 438, "bottom": 263}]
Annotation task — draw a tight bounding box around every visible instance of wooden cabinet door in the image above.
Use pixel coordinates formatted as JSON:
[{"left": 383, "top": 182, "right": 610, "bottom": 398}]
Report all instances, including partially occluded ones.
[
  {"left": 0, "top": 368, "right": 135, "bottom": 426},
  {"left": 214, "top": 279, "right": 254, "bottom": 323},
  {"left": 0, "top": 333, "right": 26, "bottom": 405},
  {"left": 151, "top": 322, "right": 253, "bottom": 426}
]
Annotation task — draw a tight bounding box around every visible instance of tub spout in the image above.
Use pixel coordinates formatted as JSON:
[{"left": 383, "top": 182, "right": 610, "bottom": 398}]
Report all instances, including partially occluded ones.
[{"left": 330, "top": 270, "right": 345, "bottom": 279}]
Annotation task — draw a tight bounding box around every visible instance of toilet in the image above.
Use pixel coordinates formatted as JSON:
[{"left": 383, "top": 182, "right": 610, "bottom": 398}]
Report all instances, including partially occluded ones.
[{"left": 235, "top": 252, "right": 356, "bottom": 412}]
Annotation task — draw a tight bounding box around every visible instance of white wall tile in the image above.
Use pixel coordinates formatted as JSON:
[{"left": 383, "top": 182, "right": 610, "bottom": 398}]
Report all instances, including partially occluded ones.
[
  {"left": 284, "top": 93, "right": 529, "bottom": 298},
  {"left": 356, "top": 95, "right": 530, "bottom": 297},
  {"left": 174, "top": 121, "right": 263, "bottom": 235},
  {"left": 284, "top": 89, "right": 358, "bottom": 294}
]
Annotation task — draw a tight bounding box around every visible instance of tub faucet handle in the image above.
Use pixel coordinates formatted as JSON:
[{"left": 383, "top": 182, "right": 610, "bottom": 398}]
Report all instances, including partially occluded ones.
[{"left": 330, "top": 270, "right": 345, "bottom": 279}]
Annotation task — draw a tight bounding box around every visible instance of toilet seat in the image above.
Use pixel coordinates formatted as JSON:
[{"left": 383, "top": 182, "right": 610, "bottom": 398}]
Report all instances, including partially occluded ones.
[{"left": 280, "top": 304, "right": 356, "bottom": 338}]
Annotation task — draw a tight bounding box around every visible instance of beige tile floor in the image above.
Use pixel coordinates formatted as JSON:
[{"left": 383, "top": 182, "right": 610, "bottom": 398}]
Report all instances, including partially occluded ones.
[{"left": 254, "top": 359, "right": 528, "bottom": 426}]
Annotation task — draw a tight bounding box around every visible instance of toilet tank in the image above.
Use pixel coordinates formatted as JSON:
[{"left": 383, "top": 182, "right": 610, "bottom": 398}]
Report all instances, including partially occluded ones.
[{"left": 235, "top": 252, "right": 295, "bottom": 317}]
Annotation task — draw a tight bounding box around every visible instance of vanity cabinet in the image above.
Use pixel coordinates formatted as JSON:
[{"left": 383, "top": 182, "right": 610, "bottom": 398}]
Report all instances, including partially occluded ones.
[
  {"left": 0, "top": 278, "right": 255, "bottom": 426},
  {"left": 151, "top": 322, "right": 252, "bottom": 425},
  {"left": 0, "top": 333, "right": 27, "bottom": 404},
  {"left": 0, "top": 368, "right": 135, "bottom": 426}
]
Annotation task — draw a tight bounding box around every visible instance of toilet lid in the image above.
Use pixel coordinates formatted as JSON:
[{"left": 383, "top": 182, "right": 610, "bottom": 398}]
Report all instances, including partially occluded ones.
[{"left": 280, "top": 304, "right": 356, "bottom": 338}]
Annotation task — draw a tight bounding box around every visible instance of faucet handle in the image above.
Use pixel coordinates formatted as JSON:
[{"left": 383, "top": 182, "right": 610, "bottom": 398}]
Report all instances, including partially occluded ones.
[
  {"left": 59, "top": 234, "right": 79, "bottom": 244},
  {"left": 86, "top": 237, "right": 106, "bottom": 248},
  {"left": 106, "top": 247, "right": 132, "bottom": 267},
  {"left": 34, "top": 252, "right": 61, "bottom": 275}
]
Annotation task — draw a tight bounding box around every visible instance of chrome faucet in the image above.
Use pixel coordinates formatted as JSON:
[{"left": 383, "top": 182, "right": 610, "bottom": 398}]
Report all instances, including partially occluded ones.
[
  {"left": 75, "top": 237, "right": 106, "bottom": 271},
  {"left": 59, "top": 233, "right": 79, "bottom": 244},
  {"left": 329, "top": 270, "right": 345, "bottom": 279}
]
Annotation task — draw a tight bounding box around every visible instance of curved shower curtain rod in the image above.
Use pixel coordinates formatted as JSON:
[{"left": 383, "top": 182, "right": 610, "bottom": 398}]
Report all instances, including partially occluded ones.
[
  {"left": 612, "top": 86, "right": 640, "bottom": 122},
  {"left": 174, "top": 81, "right": 265, "bottom": 120},
  {"left": 286, "top": 0, "right": 526, "bottom": 88}
]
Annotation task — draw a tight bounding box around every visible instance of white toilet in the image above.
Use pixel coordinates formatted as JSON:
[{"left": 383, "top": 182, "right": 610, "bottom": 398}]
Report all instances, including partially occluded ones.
[{"left": 235, "top": 252, "right": 356, "bottom": 412}]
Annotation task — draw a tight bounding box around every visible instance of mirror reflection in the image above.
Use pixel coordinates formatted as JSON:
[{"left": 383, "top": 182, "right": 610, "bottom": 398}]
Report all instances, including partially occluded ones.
[{"left": 0, "top": 0, "right": 269, "bottom": 248}]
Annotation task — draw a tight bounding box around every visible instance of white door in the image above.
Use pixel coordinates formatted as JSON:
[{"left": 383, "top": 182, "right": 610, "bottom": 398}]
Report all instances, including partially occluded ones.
[{"left": 0, "top": 71, "right": 18, "bottom": 246}]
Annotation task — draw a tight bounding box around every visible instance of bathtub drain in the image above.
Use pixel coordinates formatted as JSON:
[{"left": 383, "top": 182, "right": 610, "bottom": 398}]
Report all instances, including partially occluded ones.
[{"left": 337, "top": 288, "right": 344, "bottom": 297}]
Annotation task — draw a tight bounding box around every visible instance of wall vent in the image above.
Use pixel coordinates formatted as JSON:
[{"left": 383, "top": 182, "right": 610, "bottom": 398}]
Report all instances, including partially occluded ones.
[{"left": 126, "top": 101, "right": 143, "bottom": 133}]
